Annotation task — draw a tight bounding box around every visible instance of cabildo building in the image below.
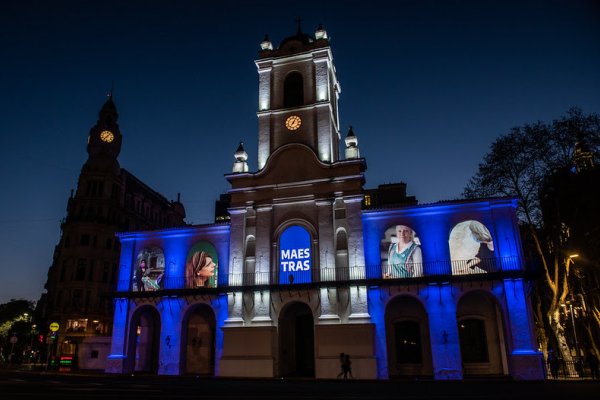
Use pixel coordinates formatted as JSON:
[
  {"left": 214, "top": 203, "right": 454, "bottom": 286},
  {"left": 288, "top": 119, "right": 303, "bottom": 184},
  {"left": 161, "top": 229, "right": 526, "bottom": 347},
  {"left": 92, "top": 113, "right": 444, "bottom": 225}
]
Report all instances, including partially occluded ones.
[{"left": 105, "top": 26, "right": 544, "bottom": 380}]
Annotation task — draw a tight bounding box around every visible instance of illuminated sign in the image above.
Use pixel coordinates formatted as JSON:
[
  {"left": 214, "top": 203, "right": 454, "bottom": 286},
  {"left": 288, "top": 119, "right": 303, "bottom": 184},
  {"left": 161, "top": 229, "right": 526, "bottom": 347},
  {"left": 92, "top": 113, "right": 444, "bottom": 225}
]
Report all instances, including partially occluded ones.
[
  {"left": 49, "top": 322, "right": 59, "bottom": 332},
  {"left": 279, "top": 225, "right": 312, "bottom": 284}
]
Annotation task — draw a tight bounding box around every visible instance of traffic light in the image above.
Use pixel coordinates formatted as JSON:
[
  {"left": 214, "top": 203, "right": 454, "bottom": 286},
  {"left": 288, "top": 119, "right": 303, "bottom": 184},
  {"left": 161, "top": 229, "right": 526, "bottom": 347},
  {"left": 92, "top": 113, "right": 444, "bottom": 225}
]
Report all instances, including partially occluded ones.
[{"left": 38, "top": 334, "right": 44, "bottom": 343}]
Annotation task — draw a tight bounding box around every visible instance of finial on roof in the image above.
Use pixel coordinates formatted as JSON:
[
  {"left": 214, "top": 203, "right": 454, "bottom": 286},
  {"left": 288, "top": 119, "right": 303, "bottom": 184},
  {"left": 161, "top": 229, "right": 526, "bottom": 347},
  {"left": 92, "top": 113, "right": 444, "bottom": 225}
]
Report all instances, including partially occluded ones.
[
  {"left": 108, "top": 80, "right": 115, "bottom": 99},
  {"left": 347, "top": 125, "right": 356, "bottom": 138},
  {"left": 295, "top": 17, "right": 303, "bottom": 34}
]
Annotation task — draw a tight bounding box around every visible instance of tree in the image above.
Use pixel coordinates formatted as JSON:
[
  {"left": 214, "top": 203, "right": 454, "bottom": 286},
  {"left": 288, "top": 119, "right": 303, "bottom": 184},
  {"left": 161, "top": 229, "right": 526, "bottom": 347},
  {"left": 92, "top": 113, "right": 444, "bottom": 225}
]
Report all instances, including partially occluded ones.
[
  {"left": 0, "top": 299, "right": 36, "bottom": 363},
  {"left": 464, "top": 108, "right": 600, "bottom": 367}
]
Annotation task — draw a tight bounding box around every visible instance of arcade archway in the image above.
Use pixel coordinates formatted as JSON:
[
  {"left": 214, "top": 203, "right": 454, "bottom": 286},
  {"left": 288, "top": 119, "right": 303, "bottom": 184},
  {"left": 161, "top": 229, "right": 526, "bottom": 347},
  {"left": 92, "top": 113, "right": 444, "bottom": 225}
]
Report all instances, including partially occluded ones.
[
  {"left": 457, "top": 291, "right": 508, "bottom": 377},
  {"left": 181, "top": 304, "right": 216, "bottom": 375},
  {"left": 385, "top": 295, "right": 433, "bottom": 378},
  {"left": 128, "top": 306, "right": 161, "bottom": 374}
]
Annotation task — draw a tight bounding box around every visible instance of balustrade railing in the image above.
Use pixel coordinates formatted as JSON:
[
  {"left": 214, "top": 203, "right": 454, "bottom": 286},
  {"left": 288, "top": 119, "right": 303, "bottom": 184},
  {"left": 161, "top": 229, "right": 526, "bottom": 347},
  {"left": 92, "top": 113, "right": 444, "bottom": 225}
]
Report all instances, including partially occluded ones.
[{"left": 117, "top": 256, "right": 523, "bottom": 293}]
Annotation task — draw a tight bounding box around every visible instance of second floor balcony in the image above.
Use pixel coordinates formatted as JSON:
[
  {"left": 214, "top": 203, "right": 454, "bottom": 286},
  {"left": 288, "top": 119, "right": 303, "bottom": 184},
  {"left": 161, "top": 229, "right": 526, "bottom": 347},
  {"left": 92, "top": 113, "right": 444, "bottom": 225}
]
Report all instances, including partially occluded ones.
[{"left": 116, "top": 256, "right": 528, "bottom": 296}]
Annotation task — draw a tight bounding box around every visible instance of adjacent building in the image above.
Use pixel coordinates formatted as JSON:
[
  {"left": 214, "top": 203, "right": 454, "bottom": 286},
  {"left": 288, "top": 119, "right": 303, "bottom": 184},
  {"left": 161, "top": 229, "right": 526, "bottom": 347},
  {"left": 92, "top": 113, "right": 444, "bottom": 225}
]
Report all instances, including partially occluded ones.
[{"left": 43, "top": 96, "right": 187, "bottom": 369}]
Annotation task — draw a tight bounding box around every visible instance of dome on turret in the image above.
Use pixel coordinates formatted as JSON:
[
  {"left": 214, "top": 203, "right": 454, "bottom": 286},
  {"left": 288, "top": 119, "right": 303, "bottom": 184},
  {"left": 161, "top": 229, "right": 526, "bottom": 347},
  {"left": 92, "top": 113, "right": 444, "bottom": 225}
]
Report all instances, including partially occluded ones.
[{"left": 258, "top": 23, "right": 330, "bottom": 59}]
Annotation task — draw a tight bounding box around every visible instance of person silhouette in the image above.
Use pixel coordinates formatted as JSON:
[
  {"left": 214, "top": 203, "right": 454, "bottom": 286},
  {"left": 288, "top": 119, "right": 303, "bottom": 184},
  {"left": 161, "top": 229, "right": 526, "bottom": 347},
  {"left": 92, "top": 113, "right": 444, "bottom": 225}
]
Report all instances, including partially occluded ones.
[
  {"left": 342, "top": 353, "right": 353, "bottom": 379},
  {"left": 336, "top": 353, "right": 346, "bottom": 379}
]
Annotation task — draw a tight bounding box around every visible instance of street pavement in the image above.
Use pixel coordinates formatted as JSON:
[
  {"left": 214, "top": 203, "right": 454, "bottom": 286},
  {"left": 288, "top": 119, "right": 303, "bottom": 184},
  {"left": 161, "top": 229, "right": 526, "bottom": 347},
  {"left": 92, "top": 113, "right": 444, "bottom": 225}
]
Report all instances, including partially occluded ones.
[{"left": 0, "top": 368, "right": 598, "bottom": 400}]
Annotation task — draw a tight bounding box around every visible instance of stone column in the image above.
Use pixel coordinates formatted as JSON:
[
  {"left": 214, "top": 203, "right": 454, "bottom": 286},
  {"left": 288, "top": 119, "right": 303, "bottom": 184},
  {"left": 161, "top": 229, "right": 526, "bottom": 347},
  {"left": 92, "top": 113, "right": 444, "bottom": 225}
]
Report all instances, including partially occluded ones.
[
  {"left": 423, "top": 283, "right": 463, "bottom": 380},
  {"left": 157, "top": 297, "right": 184, "bottom": 375},
  {"left": 503, "top": 278, "right": 545, "bottom": 379}
]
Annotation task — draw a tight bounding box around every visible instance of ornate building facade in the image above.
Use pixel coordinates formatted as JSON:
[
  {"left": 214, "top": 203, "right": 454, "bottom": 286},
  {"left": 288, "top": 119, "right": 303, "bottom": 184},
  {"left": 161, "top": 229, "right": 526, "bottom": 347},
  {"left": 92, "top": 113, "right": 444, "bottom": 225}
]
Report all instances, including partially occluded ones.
[
  {"left": 105, "top": 26, "right": 544, "bottom": 379},
  {"left": 43, "top": 96, "right": 187, "bottom": 369}
]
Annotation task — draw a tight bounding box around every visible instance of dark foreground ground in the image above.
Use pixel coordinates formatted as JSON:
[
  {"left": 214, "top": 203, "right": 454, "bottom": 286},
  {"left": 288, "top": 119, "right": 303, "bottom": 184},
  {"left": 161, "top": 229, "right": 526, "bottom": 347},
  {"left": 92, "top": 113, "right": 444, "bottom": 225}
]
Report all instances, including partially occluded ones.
[{"left": 0, "top": 368, "right": 597, "bottom": 400}]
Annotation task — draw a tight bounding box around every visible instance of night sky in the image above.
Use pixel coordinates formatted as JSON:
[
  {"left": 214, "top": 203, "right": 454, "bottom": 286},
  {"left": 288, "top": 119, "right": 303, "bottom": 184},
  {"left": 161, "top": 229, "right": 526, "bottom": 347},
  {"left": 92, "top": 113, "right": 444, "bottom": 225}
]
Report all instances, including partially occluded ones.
[{"left": 1, "top": 0, "right": 599, "bottom": 304}]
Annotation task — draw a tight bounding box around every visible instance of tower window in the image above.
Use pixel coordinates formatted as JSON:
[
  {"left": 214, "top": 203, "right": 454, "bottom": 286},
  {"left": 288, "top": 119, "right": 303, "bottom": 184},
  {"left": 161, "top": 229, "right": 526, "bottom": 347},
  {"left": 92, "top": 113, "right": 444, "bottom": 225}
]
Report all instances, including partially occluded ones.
[{"left": 284, "top": 72, "right": 304, "bottom": 108}]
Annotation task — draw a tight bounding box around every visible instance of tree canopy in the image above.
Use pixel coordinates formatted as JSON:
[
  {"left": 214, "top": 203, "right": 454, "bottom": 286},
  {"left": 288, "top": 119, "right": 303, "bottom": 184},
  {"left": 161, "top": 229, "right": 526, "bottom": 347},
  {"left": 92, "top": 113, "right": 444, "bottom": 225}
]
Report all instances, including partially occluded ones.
[{"left": 464, "top": 108, "right": 600, "bottom": 226}]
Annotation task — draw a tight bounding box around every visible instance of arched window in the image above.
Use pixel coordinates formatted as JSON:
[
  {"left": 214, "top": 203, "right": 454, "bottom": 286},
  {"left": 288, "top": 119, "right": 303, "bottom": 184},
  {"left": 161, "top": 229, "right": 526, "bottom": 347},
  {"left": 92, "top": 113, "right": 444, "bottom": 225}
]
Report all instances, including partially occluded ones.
[
  {"left": 335, "top": 230, "right": 349, "bottom": 280},
  {"left": 449, "top": 220, "right": 496, "bottom": 275},
  {"left": 284, "top": 72, "right": 304, "bottom": 107},
  {"left": 244, "top": 236, "right": 256, "bottom": 285},
  {"left": 133, "top": 247, "right": 165, "bottom": 292}
]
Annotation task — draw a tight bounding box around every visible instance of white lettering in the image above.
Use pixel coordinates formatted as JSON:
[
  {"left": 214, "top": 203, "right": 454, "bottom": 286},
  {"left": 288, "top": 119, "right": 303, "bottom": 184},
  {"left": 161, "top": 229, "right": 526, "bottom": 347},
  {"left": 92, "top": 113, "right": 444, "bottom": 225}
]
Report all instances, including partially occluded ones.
[{"left": 281, "top": 247, "right": 311, "bottom": 272}]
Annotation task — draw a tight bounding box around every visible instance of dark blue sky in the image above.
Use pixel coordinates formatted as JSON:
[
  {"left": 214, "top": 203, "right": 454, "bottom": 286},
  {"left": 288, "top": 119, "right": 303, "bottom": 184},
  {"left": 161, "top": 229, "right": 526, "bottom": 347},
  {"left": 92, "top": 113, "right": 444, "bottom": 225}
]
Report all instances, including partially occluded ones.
[{"left": 1, "top": 0, "right": 599, "bottom": 303}]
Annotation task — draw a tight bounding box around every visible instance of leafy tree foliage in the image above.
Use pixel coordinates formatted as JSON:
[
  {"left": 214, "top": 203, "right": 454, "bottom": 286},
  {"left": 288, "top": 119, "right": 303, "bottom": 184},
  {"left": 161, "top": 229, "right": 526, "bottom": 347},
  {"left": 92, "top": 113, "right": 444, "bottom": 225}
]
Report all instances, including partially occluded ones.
[
  {"left": 0, "top": 299, "right": 36, "bottom": 363},
  {"left": 464, "top": 108, "right": 600, "bottom": 367}
]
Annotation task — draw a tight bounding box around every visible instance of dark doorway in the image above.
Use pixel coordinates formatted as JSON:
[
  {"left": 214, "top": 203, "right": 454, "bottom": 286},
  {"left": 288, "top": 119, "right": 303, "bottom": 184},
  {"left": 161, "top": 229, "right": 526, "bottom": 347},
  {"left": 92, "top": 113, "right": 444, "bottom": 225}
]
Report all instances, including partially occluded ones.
[
  {"left": 183, "top": 305, "right": 216, "bottom": 375},
  {"left": 385, "top": 295, "right": 433, "bottom": 378},
  {"left": 279, "top": 302, "right": 315, "bottom": 377},
  {"left": 128, "top": 306, "right": 161, "bottom": 374}
]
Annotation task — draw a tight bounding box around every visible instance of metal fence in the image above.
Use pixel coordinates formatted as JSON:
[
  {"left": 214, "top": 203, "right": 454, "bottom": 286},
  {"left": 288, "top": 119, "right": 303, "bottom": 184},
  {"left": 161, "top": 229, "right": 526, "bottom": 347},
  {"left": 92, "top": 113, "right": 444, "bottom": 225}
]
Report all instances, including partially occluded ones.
[{"left": 545, "top": 358, "right": 599, "bottom": 380}]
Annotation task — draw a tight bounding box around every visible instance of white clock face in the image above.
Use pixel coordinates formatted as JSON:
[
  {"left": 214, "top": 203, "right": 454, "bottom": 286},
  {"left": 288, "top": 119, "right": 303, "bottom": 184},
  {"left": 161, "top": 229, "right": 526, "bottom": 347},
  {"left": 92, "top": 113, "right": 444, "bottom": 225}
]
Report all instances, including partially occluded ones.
[
  {"left": 285, "top": 115, "right": 302, "bottom": 131},
  {"left": 100, "top": 130, "right": 114, "bottom": 143}
]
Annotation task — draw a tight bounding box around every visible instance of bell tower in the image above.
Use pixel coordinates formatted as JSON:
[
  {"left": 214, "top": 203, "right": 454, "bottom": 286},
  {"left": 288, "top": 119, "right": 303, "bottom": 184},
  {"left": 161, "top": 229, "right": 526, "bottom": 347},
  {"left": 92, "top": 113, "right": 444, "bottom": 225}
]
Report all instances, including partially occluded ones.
[{"left": 255, "top": 24, "right": 341, "bottom": 169}]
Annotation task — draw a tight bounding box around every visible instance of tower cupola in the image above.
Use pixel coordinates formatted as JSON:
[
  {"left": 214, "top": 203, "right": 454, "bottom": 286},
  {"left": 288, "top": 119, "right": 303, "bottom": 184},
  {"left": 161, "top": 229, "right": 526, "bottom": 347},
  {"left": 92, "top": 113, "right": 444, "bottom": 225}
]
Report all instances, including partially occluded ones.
[
  {"left": 232, "top": 141, "right": 249, "bottom": 173},
  {"left": 344, "top": 126, "right": 360, "bottom": 159}
]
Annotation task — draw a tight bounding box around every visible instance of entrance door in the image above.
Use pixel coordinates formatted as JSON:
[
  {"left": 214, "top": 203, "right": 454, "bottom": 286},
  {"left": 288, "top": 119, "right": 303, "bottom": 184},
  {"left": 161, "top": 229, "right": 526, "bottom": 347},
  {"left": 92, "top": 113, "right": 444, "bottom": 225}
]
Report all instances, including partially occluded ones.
[
  {"left": 184, "top": 306, "right": 215, "bottom": 375},
  {"left": 279, "top": 302, "right": 315, "bottom": 377}
]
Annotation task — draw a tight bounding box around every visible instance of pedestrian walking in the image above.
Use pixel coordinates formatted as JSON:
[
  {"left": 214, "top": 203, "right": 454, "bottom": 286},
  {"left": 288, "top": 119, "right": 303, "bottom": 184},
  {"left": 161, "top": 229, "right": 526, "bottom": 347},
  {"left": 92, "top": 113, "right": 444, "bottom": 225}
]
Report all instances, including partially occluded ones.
[
  {"left": 336, "top": 353, "right": 346, "bottom": 379},
  {"left": 343, "top": 353, "right": 353, "bottom": 379}
]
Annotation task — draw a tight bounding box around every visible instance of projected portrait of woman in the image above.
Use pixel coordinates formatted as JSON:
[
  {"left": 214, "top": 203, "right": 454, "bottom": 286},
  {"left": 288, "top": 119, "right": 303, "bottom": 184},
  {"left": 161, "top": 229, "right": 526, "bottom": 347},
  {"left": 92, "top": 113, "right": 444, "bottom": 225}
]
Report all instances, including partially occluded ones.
[
  {"left": 449, "top": 220, "right": 497, "bottom": 275},
  {"left": 381, "top": 224, "right": 423, "bottom": 278},
  {"left": 185, "top": 242, "right": 218, "bottom": 288}
]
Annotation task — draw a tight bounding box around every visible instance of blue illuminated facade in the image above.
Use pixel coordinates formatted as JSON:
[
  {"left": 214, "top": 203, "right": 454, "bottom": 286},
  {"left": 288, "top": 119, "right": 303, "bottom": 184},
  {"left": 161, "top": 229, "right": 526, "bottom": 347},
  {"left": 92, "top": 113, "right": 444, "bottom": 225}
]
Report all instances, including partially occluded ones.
[{"left": 105, "top": 27, "right": 544, "bottom": 380}]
